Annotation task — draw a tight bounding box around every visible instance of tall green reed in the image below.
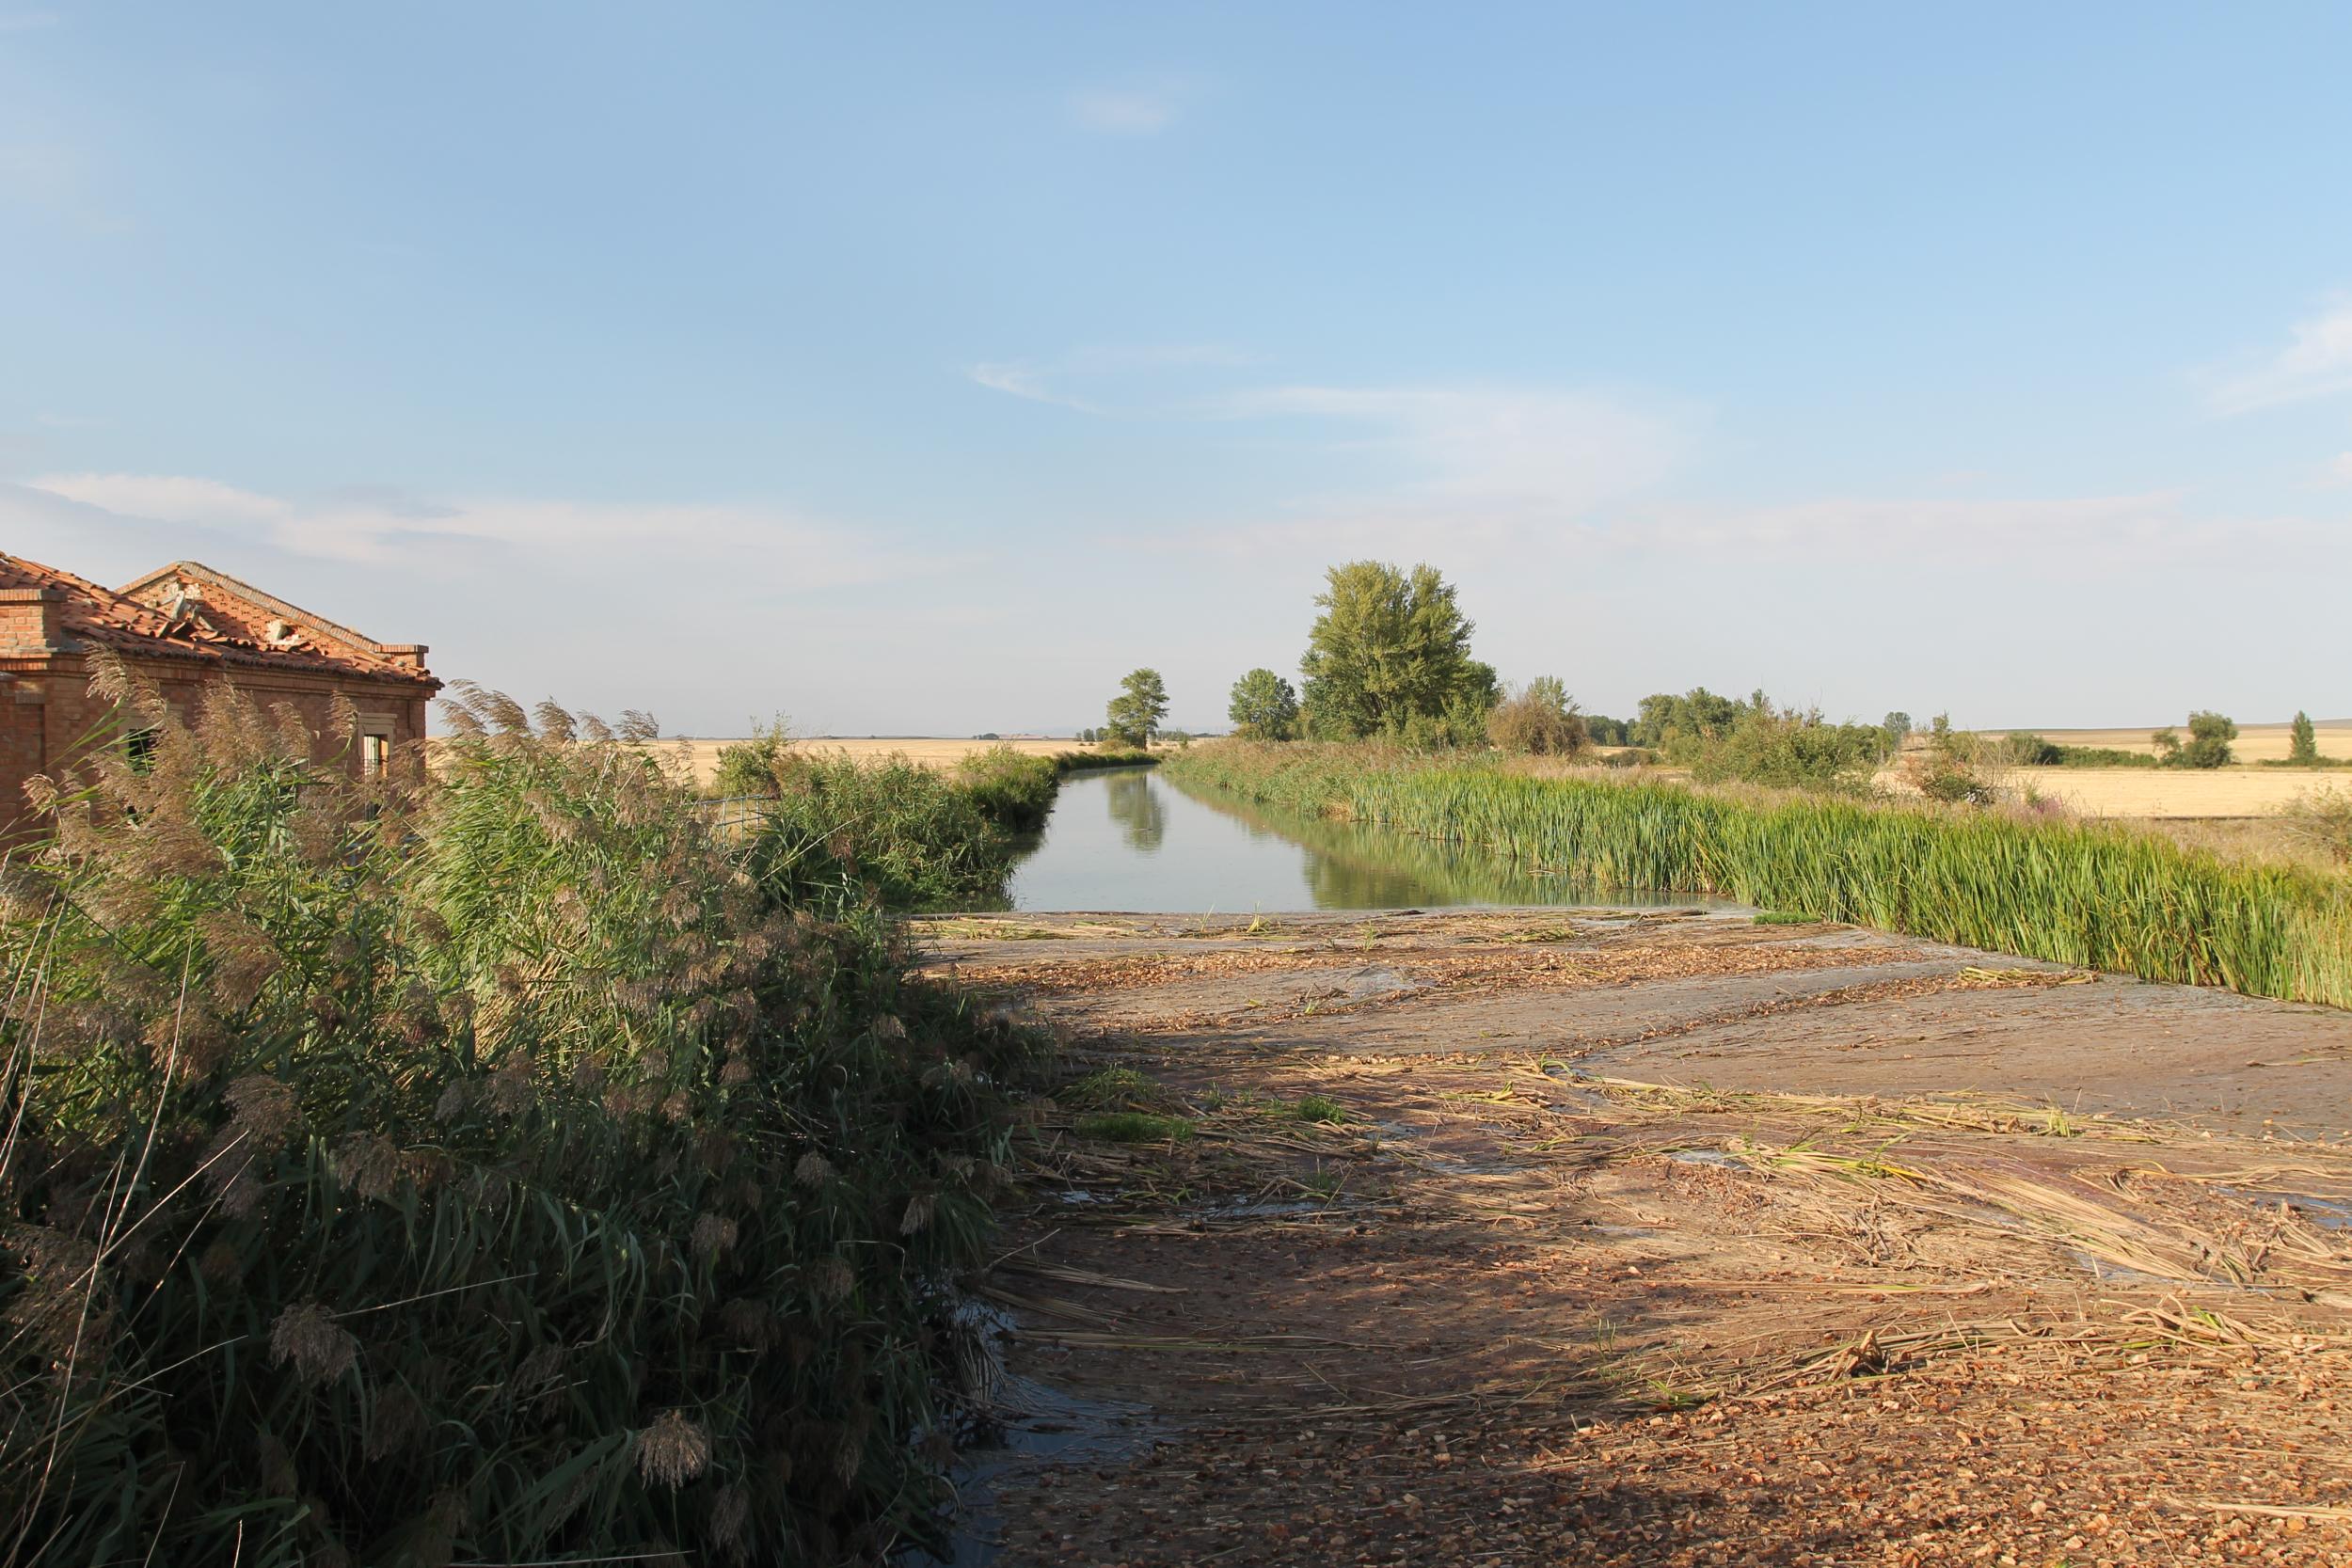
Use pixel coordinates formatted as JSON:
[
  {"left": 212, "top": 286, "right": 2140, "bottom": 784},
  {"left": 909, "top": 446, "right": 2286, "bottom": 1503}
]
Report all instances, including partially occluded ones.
[{"left": 1166, "top": 742, "right": 2352, "bottom": 1008}]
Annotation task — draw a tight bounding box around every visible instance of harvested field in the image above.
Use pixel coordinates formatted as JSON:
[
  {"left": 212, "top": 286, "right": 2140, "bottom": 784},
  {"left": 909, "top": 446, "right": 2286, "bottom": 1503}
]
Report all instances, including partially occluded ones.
[{"left": 918, "top": 909, "right": 2352, "bottom": 1566}]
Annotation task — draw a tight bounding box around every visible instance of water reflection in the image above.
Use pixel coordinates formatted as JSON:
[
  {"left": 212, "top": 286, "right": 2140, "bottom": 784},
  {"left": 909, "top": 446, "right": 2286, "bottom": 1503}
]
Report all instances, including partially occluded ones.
[
  {"left": 1102, "top": 768, "right": 1166, "bottom": 852},
  {"left": 998, "top": 767, "right": 1715, "bottom": 914}
]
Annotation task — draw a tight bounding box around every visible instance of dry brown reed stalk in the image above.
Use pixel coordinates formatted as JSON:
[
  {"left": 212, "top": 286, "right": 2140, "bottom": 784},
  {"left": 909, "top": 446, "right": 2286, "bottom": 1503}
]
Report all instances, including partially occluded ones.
[
  {"left": 1555, "top": 1071, "right": 2165, "bottom": 1142},
  {"left": 1716, "top": 1137, "right": 2352, "bottom": 1294},
  {"left": 2169, "top": 1498, "right": 2352, "bottom": 1524}
]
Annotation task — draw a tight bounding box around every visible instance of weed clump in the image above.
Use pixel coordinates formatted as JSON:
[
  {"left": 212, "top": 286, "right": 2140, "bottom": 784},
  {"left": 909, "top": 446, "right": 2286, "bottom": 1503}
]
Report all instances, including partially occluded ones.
[
  {"left": 1057, "top": 1067, "right": 1174, "bottom": 1112},
  {"left": 1290, "top": 1095, "right": 1346, "bottom": 1125},
  {"left": 1487, "top": 676, "right": 1588, "bottom": 758},
  {"left": 1901, "top": 716, "right": 2008, "bottom": 804},
  {"left": 2280, "top": 785, "right": 2352, "bottom": 868}
]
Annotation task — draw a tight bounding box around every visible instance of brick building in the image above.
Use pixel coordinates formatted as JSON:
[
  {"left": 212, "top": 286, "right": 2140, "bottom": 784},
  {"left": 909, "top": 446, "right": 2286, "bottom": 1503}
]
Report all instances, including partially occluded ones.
[{"left": 0, "top": 553, "right": 439, "bottom": 836}]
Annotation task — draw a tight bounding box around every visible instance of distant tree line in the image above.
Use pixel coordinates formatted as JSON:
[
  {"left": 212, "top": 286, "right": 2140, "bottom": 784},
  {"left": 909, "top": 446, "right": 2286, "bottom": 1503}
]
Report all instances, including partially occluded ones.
[{"left": 1108, "top": 558, "right": 2323, "bottom": 800}]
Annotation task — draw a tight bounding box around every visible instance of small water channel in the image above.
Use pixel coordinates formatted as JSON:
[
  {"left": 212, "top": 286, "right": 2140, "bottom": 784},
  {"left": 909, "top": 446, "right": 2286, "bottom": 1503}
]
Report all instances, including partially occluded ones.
[{"left": 1000, "top": 767, "right": 1715, "bottom": 913}]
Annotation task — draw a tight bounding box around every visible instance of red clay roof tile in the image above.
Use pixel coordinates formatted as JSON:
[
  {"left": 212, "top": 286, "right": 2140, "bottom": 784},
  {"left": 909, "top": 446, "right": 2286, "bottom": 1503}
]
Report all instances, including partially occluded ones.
[{"left": 0, "top": 551, "right": 437, "bottom": 687}]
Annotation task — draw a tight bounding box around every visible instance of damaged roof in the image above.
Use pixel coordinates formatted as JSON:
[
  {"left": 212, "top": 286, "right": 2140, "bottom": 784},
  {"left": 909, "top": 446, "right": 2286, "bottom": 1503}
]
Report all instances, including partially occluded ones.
[{"left": 0, "top": 551, "right": 437, "bottom": 686}]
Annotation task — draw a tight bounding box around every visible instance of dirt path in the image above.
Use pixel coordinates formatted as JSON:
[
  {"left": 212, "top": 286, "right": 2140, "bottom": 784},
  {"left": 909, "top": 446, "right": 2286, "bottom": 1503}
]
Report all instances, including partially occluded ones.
[{"left": 916, "top": 910, "right": 2352, "bottom": 1566}]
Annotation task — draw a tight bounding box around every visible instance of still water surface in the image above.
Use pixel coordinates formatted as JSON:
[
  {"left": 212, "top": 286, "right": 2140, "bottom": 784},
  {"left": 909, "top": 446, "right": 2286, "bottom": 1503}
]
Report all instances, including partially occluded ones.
[{"left": 1001, "top": 767, "right": 1712, "bottom": 913}]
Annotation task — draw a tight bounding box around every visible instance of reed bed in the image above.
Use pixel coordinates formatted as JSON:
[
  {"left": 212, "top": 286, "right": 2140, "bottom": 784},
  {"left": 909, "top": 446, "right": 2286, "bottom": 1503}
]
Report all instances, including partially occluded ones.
[
  {"left": 1165, "top": 743, "right": 2352, "bottom": 1007},
  {"left": 0, "top": 673, "right": 1040, "bottom": 1565}
]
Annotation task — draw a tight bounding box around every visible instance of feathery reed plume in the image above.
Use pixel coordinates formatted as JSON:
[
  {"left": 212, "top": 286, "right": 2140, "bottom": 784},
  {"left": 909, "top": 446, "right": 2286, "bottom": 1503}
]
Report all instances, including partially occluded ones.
[
  {"left": 270, "top": 1302, "right": 359, "bottom": 1386},
  {"left": 636, "top": 1409, "right": 712, "bottom": 1488},
  {"left": 532, "top": 699, "right": 577, "bottom": 743}
]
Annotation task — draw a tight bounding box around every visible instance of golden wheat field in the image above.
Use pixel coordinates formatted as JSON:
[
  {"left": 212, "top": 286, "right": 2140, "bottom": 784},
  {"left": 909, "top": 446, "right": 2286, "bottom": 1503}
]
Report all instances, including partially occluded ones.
[
  {"left": 1980, "top": 768, "right": 2340, "bottom": 818},
  {"left": 1997, "top": 718, "right": 2352, "bottom": 762},
  {"left": 664, "top": 736, "right": 1126, "bottom": 789}
]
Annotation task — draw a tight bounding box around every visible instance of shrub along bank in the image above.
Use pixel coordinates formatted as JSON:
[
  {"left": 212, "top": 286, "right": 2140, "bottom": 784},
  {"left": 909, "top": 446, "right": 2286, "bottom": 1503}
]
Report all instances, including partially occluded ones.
[
  {"left": 715, "top": 739, "right": 1153, "bottom": 911},
  {"left": 1164, "top": 743, "right": 2352, "bottom": 1008},
  {"left": 1, "top": 676, "right": 1042, "bottom": 1565}
]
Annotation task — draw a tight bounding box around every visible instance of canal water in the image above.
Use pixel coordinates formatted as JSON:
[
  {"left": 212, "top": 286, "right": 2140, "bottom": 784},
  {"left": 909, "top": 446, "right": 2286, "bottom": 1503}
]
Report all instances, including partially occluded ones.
[{"left": 1000, "top": 767, "right": 1711, "bottom": 913}]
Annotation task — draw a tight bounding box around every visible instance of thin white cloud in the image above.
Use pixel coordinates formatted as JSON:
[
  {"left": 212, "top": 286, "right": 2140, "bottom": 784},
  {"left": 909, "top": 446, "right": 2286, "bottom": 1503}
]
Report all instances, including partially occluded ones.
[
  {"left": 2206, "top": 301, "right": 2352, "bottom": 414},
  {"left": 1627, "top": 490, "right": 2328, "bottom": 567},
  {"left": 966, "top": 342, "right": 1255, "bottom": 412},
  {"left": 19, "top": 472, "right": 961, "bottom": 590},
  {"left": 967, "top": 361, "right": 1100, "bottom": 412},
  {"left": 2327, "top": 451, "right": 2352, "bottom": 486},
  {"left": 1070, "top": 82, "right": 1188, "bottom": 135},
  {"left": 1136, "top": 381, "right": 1691, "bottom": 576},
  {"left": 1217, "top": 382, "right": 1687, "bottom": 511},
  {"left": 1062, "top": 343, "right": 1256, "bottom": 372},
  {"left": 0, "top": 476, "right": 1009, "bottom": 734}
]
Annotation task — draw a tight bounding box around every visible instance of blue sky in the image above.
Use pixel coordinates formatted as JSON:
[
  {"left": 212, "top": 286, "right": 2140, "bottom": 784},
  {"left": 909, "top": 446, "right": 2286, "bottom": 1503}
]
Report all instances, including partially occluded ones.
[{"left": 4, "top": 3, "right": 2349, "bottom": 735}]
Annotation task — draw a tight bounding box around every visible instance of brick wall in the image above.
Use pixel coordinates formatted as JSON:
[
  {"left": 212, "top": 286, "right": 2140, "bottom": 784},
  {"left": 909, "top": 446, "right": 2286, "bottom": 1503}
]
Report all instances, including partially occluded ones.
[
  {"left": 0, "top": 657, "right": 437, "bottom": 840},
  {"left": 0, "top": 589, "right": 64, "bottom": 657},
  {"left": 0, "top": 676, "right": 48, "bottom": 836}
]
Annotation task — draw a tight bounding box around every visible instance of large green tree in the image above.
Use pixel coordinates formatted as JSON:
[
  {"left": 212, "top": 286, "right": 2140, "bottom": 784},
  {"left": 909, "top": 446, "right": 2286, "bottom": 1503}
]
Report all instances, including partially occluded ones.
[
  {"left": 1629, "top": 687, "right": 1751, "bottom": 750},
  {"left": 1104, "top": 668, "right": 1168, "bottom": 747},
  {"left": 2157, "top": 710, "right": 2237, "bottom": 768},
  {"left": 1298, "top": 561, "right": 1496, "bottom": 742},
  {"left": 1227, "top": 668, "right": 1300, "bottom": 739}
]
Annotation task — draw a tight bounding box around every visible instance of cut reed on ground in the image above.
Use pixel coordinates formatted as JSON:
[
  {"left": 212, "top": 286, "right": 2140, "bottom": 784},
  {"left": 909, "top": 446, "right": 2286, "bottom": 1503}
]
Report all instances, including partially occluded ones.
[
  {"left": 0, "top": 669, "right": 1043, "bottom": 1566},
  {"left": 1165, "top": 742, "right": 2352, "bottom": 1007}
]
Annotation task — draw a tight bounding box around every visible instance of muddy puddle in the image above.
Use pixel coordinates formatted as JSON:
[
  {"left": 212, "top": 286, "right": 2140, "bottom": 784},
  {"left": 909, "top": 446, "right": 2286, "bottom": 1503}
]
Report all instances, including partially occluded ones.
[
  {"left": 906, "top": 1306, "right": 1157, "bottom": 1566},
  {"left": 2220, "top": 1186, "right": 2352, "bottom": 1231}
]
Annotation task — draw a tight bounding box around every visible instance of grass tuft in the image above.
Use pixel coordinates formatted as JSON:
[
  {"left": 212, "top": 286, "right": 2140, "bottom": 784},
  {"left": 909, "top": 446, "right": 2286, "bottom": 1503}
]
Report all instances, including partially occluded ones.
[
  {"left": 1073, "top": 1111, "right": 1194, "bottom": 1143},
  {"left": 1057, "top": 1067, "right": 1174, "bottom": 1112}
]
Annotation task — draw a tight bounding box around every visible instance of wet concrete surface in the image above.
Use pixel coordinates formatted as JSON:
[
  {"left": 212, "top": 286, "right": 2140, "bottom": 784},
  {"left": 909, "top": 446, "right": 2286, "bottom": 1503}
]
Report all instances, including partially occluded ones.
[{"left": 923, "top": 907, "right": 2352, "bottom": 1140}]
